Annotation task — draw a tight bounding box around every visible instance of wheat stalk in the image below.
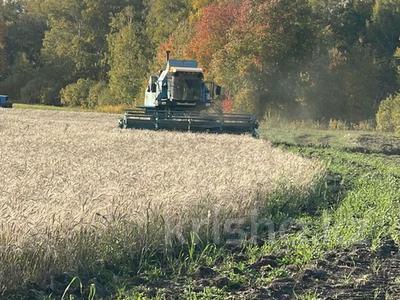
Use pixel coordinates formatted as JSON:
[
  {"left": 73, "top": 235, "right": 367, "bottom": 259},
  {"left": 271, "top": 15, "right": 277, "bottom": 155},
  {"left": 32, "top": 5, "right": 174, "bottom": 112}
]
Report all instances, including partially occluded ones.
[{"left": 0, "top": 109, "right": 324, "bottom": 294}]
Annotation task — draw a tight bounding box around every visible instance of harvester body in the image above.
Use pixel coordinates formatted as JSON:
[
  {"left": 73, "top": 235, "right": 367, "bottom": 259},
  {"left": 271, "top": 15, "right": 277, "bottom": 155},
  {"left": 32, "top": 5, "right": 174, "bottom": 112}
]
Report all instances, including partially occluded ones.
[
  {"left": 0, "top": 95, "right": 12, "bottom": 108},
  {"left": 119, "top": 54, "right": 258, "bottom": 136},
  {"left": 144, "top": 59, "right": 212, "bottom": 110}
]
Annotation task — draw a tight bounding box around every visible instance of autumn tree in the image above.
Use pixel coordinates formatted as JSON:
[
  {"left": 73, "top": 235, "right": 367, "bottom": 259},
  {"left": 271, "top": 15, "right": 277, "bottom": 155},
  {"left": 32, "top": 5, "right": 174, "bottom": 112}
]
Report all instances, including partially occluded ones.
[
  {"left": 0, "top": 0, "right": 399, "bottom": 119},
  {"left": 186, "top": 1, "right": 240, "bottom": 71},
  {"left": 209, "top": 0, "right": 315, "bottom": 116}
]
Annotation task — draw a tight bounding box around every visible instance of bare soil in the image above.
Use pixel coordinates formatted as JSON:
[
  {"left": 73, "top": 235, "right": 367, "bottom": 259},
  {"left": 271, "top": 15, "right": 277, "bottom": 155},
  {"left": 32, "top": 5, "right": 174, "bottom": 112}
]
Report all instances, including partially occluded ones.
[{"left": 85, "top": 239, "right": 400, "bottom": 299}]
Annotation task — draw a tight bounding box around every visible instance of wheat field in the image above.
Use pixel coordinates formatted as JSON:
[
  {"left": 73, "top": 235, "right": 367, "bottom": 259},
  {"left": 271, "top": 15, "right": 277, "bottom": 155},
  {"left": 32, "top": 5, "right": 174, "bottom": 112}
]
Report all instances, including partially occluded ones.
[{"left": 0, "top": 109, "right": 324, "bottom": 294}]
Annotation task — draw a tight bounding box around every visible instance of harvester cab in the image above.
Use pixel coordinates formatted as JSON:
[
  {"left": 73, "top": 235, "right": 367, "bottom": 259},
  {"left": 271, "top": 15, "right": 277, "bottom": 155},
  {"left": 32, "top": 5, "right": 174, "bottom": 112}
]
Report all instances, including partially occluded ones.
[
  {"left": 119, "top": 52, "right": 259, "bottom": 137},
  {"left": 0, "top": 95, "right": 12, "bottom": 108},
  {"left": 144, "top": 57, "right": 220, "bottom": 111}
]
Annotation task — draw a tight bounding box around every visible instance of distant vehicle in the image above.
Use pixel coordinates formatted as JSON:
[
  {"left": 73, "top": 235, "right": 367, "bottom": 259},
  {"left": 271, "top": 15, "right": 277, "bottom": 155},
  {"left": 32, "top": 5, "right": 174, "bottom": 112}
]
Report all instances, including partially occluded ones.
[
  {"left": 0, "top": 95, "right": 12, "bottom": 108},
  {"left": 119, "top": 51, "right": 259, "bottom": 136}
]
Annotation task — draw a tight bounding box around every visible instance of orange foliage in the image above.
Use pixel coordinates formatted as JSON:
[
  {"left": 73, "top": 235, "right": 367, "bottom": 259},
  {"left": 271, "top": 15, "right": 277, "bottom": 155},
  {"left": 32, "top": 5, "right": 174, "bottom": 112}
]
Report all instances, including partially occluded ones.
[
  {"left": 186, "top": 1, "right": 240, "bottom": 70},
  {"left": 222, "top": 96, "right": 233, "bottom": 113},
  {"left": 157, "top": 37, "right": 175, "bottom": 66}
]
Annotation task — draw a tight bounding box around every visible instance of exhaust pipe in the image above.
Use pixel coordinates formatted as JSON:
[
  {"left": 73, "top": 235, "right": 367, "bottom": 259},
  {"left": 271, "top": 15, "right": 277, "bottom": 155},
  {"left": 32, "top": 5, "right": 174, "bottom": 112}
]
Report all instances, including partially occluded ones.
[{"left": 166, "top": 50, "right": 171, "bottom": 62}]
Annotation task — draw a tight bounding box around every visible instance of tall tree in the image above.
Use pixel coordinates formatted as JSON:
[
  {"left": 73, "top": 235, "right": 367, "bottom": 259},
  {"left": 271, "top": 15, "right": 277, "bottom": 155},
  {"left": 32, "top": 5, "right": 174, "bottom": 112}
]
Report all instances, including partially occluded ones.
[
  {"left": 0, "top": 0, "right": 47, "bottom": 99},
  {"left": 396, "top": 47, "right": 400, "bottom": 76},
  {"left": 210, "top": 0, "right": 315, "bottom": 116},
  {"left": 186, "top": 1, "right": 240, "bottom": 71},
  {"left": 0, "top": 20, "right": 7, "bottom": 78},
  {"left": 41, "top": 0, "right": 101, "bottom": 80},
  {"left": 41, "top": 0, "right": 143, "bottom": 81},
  {"left": 302, "top": 0, "right": 400, "bottom": 121},
  {"left": 369, "top": 0, "right": 400, "bottom": 54},
  {"left": 107, "top": 6, "right": 148, "bottom": 103},
  {"left": 145, "top": 0, "right": 190, "bottom": 47}
]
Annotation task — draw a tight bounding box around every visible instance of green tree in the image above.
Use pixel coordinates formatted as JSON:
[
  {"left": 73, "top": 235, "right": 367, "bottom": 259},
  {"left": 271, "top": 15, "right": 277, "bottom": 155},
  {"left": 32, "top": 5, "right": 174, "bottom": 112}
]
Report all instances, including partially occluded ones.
[
  {"left": 0, "top": 21, "right": 7, "bottom": 78},
  {"left": 0, "top": 0, "right": 50, "bottom": 101},
  {"left": 396, "top": 47, "right": 400, "bottom": 76},
  {"left": 0, "top": 0, "right": 46, "bottom": 66},
  {"left": 369, "top": 0, "right": 400, "bottom": 55},
  {"left": 41, "top": 0, "right": 144, "bottom": 80},
  {"left": 41, "top": 0, "right": 99, "bottom": 80},
  {"left": 376, "top": 93, "right": 400, "bottom": 133},
  {"left": 60, "top": 78, "right": 96, "bottom": 107},
  {"left": 303, "top": 0, "right": 400, "bottom": 121},
  {"left": 20, "top": 76, "right": 60, "bottom": 105},
  {"left": 145, "top": 0, "right": 190, "bottom": 47},
  {"left": 6, "top": 14, "right": 46, "bottom": 67},
  {"left": 107, "top": 6, "right": 148, "bottom": 104},
  {"left": 88, "top": 81, "right": 111, "bottom": 106}
]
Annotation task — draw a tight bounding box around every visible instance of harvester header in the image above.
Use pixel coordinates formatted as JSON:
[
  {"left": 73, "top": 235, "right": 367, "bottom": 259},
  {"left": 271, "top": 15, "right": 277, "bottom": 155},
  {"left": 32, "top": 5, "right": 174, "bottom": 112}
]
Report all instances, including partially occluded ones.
[{"left": 119, "top": 53, "right": 259, "bottom": 137}]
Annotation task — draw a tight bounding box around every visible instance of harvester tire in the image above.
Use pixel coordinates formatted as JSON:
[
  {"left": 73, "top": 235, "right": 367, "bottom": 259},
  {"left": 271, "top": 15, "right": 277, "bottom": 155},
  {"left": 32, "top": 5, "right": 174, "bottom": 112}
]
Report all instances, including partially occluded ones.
[{"left": 252, "top": 128, "right": 260, "bottom": 139}]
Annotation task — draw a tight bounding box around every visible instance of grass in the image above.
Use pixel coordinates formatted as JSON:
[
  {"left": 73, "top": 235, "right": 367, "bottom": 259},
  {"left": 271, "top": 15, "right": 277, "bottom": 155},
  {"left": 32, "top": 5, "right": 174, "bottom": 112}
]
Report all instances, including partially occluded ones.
[
  {"left": 262, "top": 124, "right": 400, "bottom": 155},
  {"left": 257, "top": 127, "right": 400, "bottom": 242},
  {"left": 13, "top": 103, "right": 81, "bottom": 111},
  {"left": 259, "top": 147, "right": 400, "bottom": 254},
  {"left": 13, "top": 103, "right": 129, "bottom": 114},
  {"left": 0, "top": 109, "right": 323, "bottom": 297}
]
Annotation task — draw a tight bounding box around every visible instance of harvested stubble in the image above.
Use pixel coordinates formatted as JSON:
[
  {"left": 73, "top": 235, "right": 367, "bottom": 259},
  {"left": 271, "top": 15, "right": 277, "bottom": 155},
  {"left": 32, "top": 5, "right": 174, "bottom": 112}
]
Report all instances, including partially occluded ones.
[{"left": 0, "top": 109, "right": 324, "bottom": 293}]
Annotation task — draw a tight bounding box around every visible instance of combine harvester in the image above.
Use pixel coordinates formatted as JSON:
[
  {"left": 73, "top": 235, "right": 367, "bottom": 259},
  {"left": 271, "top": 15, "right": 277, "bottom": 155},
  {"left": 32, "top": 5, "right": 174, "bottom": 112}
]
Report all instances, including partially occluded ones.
[{"left": 119, "top": 52, "right": 259, "bottom": 137}]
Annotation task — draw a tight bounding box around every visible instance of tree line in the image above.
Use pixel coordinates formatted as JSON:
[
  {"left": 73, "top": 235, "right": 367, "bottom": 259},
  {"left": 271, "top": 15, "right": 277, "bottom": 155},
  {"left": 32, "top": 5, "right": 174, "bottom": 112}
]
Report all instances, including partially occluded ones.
[{"left": 0, "top": 0, "right": 399, "bottom": 122}]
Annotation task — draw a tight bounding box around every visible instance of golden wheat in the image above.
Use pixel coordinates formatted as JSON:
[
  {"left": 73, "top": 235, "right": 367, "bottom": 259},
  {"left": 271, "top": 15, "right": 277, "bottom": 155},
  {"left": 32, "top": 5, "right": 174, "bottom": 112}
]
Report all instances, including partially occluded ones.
[{"left": 0, "top": 108, "right": 324, "bottom": 294}]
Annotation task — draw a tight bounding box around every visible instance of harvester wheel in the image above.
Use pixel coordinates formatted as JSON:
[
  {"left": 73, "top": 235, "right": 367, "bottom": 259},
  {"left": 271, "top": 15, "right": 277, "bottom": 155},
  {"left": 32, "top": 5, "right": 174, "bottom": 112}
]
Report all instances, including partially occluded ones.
[
  {"left": 252, "top": 128, "right": 260, "bottom": 139},
  {"left": 119, "top": 118, "right": 129, "bottom": 129}
]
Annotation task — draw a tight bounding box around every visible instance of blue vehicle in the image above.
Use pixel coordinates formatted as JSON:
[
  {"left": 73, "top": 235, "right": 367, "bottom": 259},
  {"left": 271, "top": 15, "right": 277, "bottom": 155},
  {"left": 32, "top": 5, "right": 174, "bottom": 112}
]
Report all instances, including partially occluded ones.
[
  {"left": 0, "top": 95, "right": 12, "bottom": 108},
  {"left": 119, "top": 52, "right": 259, "bottom": 136}
]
